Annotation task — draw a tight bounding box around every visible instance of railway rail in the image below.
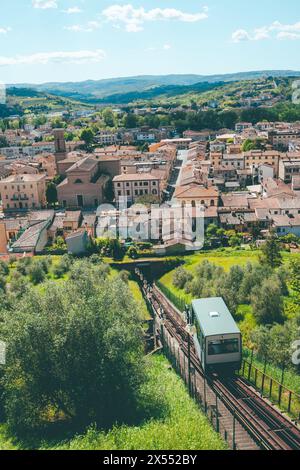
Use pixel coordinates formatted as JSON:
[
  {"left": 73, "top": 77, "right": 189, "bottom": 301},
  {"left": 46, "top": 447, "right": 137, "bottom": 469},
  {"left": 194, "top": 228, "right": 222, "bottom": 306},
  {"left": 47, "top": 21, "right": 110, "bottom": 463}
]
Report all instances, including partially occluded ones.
[{"left": 138, "top": 274, "right": 300, "bottom": 451}]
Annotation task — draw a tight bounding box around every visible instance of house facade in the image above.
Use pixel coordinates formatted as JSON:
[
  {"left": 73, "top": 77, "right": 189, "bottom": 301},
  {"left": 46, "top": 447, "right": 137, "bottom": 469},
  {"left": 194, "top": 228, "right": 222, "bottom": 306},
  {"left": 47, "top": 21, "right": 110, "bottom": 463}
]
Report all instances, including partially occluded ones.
[
  {"left": 57, "top": 157, "right": 109, "bottom": 208},
  {"left": 113, "top": 173, "right": 161, "bottom": 205},
  {"left": 0, "top": 174, "right": 47, "bottom": 211}
]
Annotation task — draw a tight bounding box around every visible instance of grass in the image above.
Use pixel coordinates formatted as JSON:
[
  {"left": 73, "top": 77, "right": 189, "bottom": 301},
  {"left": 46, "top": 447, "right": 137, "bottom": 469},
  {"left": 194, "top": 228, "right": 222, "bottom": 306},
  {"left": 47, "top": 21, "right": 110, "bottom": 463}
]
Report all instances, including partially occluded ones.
[
  {"left": 128, "top": 280, "right": 151, "bottom": 321},
  {"left": 0, "top": 355, "right": 226, "bottom": 451}
]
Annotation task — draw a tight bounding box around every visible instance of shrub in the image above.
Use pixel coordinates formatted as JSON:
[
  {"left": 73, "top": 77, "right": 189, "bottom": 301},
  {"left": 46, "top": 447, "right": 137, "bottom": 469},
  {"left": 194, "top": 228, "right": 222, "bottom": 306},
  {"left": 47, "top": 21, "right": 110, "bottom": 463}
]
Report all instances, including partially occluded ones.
[
  {"left": 0, "top": 260, "right": 9, "bottom": 277},
  {"left": 27, "top": 261, "right": 46, "bottom": 285},
  {"left": 172, "top": 267, "right": 193, "bottom": 290}
]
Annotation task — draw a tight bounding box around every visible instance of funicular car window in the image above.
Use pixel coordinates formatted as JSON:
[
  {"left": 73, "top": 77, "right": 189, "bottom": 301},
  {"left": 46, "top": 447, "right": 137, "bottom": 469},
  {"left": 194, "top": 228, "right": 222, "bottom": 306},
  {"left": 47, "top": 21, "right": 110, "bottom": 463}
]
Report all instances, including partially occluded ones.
[{"left": 208, "top": 338, "right": 239, "bottom": 355}]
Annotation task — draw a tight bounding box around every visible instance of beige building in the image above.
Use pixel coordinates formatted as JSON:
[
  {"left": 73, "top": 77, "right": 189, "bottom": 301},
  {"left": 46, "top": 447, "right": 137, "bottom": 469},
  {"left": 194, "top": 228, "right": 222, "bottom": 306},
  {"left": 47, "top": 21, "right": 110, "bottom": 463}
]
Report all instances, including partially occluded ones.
[
  {"left": 244, "top": 150, "right": 281, "bottom": 177},
  {"left": 57, "top": 157, "right": 109, "bottom": 208},
  {"left": 0, "top": 174, "right": 47, "bottom": 211},
  {"left": 174, "top": 184, "right": 219, "bottom": 207},
  {"left": 113, "top": 173, "right": 161, "bottom": 204}
]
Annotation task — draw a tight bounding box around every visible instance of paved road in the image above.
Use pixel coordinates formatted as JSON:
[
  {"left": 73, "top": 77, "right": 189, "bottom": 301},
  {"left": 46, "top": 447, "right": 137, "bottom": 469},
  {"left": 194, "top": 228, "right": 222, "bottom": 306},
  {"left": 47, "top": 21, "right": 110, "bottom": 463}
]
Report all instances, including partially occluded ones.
[{"left": 170, "top": 149, "right": 189, "bottom": 205}]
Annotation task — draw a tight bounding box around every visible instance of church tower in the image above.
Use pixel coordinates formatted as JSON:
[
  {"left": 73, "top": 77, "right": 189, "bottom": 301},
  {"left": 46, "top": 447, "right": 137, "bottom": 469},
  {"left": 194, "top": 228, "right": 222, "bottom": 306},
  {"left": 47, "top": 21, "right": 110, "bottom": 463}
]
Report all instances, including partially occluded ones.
[{"left": 53, "top": 129, "right": 67, "bottom": 166}]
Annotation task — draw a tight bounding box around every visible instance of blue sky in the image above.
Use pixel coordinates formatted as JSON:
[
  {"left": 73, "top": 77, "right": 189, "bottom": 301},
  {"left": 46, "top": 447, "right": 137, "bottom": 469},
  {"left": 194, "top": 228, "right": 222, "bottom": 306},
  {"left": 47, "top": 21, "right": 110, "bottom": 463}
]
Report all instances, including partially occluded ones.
[{"left": 0, "top": 0, "right": 300, "bottom": 84}]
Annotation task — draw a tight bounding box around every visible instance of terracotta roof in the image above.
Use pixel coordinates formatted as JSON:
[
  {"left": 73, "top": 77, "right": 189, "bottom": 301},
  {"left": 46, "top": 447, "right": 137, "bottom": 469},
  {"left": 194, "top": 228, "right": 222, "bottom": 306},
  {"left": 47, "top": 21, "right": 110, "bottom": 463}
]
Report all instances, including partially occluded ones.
[
  {"left": 113, "top": 173, "right": 159, "bottom": 182},
  {"left": 0, "top": 174, "right": 45, "bottom": 183},
  {"left": 221, "top": 193, "right": 250, "bottom": 209},
  {"left": 66, "top": 157, "right": 97, "bottom": 173},
  {"left": 174, "top": 184, "right": 219, "bottom": 199}
]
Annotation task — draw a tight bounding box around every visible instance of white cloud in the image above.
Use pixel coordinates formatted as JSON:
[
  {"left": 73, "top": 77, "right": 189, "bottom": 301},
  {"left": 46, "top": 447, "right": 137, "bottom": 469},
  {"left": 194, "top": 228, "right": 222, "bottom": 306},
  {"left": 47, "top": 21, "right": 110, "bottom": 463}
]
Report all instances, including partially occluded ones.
[
  {"left": 102, "top": 4, "right": 208, "bottom": 32},
  {"left": 146, "top": 44, "right": 172, "bottom": 52},
  {"left": 232, "top": 29, "right": 251, "bottom": 43},
  {"left": 64, "top": 21, "right": 100, "bottom": 32},
  {"left": 0, "top": 49, "right": 106, "bottom": 66},
  {"left": 232, "top": 20, "right": 300, "bottom": 42},
  {"left": 32, "top": 0, "right": 58, "bottom": 9},
  {"left": 277, "top": 31, "right": 300, "bottom": 40},
  {"left": 0, "top": 27, "right": 11, "bottom": 34},
  {"left": 63, "top": 7, "right": 82, "bottom": 14}
]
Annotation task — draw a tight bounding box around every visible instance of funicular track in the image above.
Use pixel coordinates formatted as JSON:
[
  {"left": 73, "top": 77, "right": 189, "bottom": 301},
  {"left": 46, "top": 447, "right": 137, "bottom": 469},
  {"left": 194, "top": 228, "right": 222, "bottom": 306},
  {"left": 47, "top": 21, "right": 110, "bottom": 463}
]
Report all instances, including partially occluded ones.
[{"left": 141, "top": 278, "right": 300, "bottom": 451}]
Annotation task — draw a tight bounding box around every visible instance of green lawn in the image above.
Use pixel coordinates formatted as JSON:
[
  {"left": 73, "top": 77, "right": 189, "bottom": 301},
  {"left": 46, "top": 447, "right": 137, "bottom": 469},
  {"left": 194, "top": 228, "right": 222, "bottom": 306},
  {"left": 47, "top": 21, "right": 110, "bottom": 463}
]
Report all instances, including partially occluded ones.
[{"left": 0, "top": 355, "right": 226, "bottom": 451}]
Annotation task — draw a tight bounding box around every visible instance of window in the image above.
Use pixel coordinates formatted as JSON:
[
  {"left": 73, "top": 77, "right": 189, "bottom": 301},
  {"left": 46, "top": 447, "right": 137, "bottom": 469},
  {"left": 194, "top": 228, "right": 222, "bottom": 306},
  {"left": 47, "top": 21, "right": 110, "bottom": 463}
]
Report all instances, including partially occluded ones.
[
  {"left": 74, "top": 179, "right": 83, "bottom": 184},
  {"left": 208, "top": 339, "right": 239, "bottom": 356},
  {"left": 210, "top": 200, "right": 215, "bottom": 206},
  {"left": 152, "top": 189, "right": 157, "bottom": 195}
]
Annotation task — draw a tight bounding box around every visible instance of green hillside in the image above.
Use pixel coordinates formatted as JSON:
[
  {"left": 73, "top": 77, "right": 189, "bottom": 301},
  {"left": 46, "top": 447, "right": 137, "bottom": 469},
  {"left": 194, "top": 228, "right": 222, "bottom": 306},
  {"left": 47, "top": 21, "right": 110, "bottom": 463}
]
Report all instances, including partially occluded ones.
[
  {"left": 9, "top": 70, "right": 300, "bottom": 104},
  {"left": 4, "top": 87, "right": 94, "bottom": 115},
  {"left": 129, "top": 76, "right": 295, "bottom": 108}
]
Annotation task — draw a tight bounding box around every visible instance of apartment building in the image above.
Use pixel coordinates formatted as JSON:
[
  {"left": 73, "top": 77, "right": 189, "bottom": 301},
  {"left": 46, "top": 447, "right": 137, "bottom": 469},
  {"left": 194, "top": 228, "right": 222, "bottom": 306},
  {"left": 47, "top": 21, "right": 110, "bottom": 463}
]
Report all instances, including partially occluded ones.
[
  {"left": 235, "top": 122, "right": 253, "bottom": 132},
  {"left": 113, "top": 173, "right": 161, "bottom": 205},
  {"left": 269, "top": 130, "right": 300, "bottom": 150},
  {"left": 279, "top": 156, "right": 300, "bottom": 183},
  {"left": 0, "top": 174, "right": 47, "bottom": 211},
  {"left": 244, "top": 150, "right": 281, "bottom": 177}
]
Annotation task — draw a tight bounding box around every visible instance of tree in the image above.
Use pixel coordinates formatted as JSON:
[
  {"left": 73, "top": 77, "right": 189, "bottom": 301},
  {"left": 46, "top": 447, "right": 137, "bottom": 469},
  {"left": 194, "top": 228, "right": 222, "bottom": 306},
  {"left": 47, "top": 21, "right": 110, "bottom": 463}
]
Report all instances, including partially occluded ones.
[
  {"left": 0, "top": 260, "right": 9, "bottom": 277},
  {"left": 80, "top": 128, "right": 95, "bottom": 149},
  {"left": 0, "top": 275, "right": 6, "bottom": 293},
  {"left": 172, "top": 267, "right": 193, "bottom": 290},
  {"left": 242, "top": 138, "right": 264, "bottom": 152},
  {"left": 123, "top": 113, "right": 139, "bottom": 129},
  {"left": 46, "top": 182, "right": 58, "bottom": 206},
  {"left": 228, "top": 234, "right": 242, "bottom": 247},
  {"left": 52, "top": 254, "right": 73, "bottom": 278},
  {"left": 108, "top": 239, "right": 124, "bottom": 260},
  {"left": 102, "top": 108, "right": 115, "bottom": 128},
  {"left": 259, "top": 234, "right": 282, "bottom": 269},
  {"left": 289, "top": 259, "right": 300, "bottom": 298},
  {"left": 251, "top": 277, "right": 284, "bottom": 325},
  {"left": 27, "top": 261, "right": 46, "bottom": 285},
  {"left": 1, "top": 264, "right": 146, "bottom": 436},
  {"left": 0, "top": 135, "right": 8, "bottom": 148},
  {"left": 206, "top": 224, "right": 218, "bottom": 238},
  {"left": 127, "top": 246, "right": 138, "bottom": 259},
  {"left": 9, "top": 271, "right": 29, "bottom": 299}
]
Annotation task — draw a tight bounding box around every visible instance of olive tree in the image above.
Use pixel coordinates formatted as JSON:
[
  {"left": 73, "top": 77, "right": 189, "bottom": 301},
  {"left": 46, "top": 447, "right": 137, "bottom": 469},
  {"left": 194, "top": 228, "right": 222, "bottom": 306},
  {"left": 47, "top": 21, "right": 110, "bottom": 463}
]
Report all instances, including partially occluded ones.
[{"left": 1, "top": 261, "right": 146, "bottom": 436}]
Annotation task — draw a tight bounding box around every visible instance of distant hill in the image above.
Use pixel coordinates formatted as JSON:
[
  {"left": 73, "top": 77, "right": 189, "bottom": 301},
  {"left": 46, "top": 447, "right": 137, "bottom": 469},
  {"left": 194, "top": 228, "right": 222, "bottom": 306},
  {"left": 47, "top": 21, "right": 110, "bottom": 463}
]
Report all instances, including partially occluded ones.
[
  {"left": 9, "top": 70, "right": 300, "bottom": 104},
  {"left": 0, "top": 87, "right": 93, "bottom": 117}
]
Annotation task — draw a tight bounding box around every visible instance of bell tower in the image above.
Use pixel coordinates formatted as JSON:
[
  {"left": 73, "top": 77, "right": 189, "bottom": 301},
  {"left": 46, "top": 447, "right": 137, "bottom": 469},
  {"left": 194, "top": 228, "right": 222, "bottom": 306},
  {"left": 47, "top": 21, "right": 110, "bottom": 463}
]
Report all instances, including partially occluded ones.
[{"left": 53, "top": 129, "right": 67, "bottom": 166}]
